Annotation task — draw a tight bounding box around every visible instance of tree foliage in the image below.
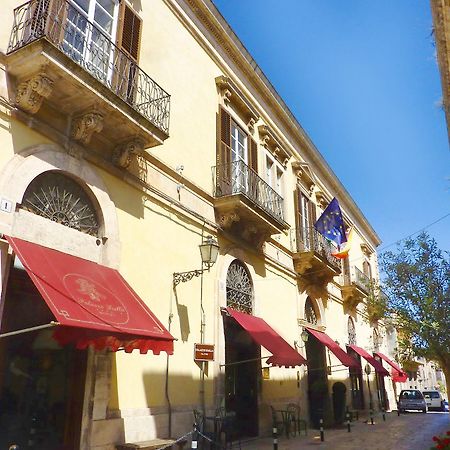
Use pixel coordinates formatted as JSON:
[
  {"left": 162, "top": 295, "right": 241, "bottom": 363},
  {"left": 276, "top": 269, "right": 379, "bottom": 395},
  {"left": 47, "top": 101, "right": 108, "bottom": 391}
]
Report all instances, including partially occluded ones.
[{"left": 380, "top": 232, "right": 450, "bottom": 393}]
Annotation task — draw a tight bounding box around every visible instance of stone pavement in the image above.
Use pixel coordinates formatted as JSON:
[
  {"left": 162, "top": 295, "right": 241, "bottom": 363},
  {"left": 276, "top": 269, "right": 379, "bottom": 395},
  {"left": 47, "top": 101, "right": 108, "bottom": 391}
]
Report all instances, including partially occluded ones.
[{"left": 239, "top": 411, "right": 450, "bottom": 450}]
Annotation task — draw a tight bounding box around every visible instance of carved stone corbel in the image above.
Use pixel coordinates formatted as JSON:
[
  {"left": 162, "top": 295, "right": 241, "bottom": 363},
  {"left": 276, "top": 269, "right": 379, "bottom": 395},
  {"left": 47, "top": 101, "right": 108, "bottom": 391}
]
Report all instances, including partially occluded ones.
[
  {"left": 247, "top": 117, "right": 256, "bottom": 134},
  {"left": 112, "top": 137, "right": 146, "bottom": 168},
  {"left": 71, "top": 111, "right": 104, "bottom": 145},
  {"left": 315, "top": 190, "right": 330, "bottom": 209},
  {"left": 15, "top": 73, "right": 53, "bottom": 114},
  {"left": 219, "top": 212, "right": 240, "bottom": 228},
  {"left": 360, "top": 243, "right": 373, "bottom": 257}
]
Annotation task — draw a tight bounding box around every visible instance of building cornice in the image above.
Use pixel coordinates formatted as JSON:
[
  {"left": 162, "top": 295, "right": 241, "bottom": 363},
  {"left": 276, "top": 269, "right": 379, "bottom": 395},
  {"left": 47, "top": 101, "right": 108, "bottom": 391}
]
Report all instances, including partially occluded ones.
[
  {"left": 431, "top": 0, "right": 450, "bottom": 143},
  {"left": 169, "top": 0, "right": 381, "bottom": 247}
]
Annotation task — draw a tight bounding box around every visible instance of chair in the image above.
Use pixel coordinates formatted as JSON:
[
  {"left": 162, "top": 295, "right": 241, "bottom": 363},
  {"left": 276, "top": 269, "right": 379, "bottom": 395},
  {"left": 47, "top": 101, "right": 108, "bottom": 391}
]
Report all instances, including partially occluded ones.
[
  {"left": 215, "top": 407, "right": 241, "bottom": 449},
  {"left": 287, "top": 403, "right": 307, "bottom": 436},
  {"left": 193, "top": 409, "right": 216, "bottom": 449},
  {"left": 269, "top": 405, "right": 285, "bottom": 436}
]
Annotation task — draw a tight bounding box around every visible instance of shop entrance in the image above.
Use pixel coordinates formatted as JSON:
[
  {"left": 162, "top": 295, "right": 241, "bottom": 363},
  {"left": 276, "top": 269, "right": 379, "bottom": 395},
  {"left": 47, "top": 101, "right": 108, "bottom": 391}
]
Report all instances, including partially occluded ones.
[
  {"left": 305, "top": 335, "right": 329, "bottom": 428},
  {"left": 0, "top": 267, "right": 87, "bottom": 450},
  {"left": 224, "top": 315, "right": 259, "bottom": 438},
  {"left": 347, "top": 349, "right": 365, "bottom": 410}
]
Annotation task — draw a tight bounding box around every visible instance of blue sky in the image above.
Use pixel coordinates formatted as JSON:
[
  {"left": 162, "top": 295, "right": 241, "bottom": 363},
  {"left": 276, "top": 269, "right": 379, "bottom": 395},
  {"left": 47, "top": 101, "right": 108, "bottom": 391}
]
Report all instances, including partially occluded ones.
[{"left": 212, "top": 1, "right": 450, "bottom": 253}]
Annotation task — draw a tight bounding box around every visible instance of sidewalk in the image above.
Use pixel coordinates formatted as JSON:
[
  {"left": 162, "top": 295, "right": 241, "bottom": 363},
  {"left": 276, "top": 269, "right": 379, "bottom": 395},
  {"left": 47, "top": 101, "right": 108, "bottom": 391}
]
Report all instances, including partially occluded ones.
[{"left": 239, "top": 412, "right": 450, "bottom": 450}]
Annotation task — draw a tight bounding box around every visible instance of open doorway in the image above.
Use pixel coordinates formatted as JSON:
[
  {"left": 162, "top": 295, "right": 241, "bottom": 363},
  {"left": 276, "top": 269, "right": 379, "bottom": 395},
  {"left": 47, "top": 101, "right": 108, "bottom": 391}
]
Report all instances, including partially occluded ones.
[
  {"left": 223, "top": 314, "right": 259, "bottom": 438},
  {"left": 0, "top": 266, "right": 87, "bottom": 449}
]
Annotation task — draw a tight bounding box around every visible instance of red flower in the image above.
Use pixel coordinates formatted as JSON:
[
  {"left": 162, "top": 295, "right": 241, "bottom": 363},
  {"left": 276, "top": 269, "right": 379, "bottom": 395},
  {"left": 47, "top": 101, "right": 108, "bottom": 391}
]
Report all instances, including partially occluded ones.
[
  {"left": 447, "top": 431, "right": 450, "bottom": 436},
  {"left": 433, "top": 436, "right": 439, "bottom": 442},
  {"left": 436, "top": 445, "right": 443, "bottom": 450}
]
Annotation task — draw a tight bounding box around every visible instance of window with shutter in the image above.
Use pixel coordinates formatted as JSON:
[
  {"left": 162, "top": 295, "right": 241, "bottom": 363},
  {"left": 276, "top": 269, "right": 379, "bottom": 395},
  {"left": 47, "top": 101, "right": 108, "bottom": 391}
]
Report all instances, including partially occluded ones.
[{"left": 118, "top": 3, "right": 142, "bottom": 62}]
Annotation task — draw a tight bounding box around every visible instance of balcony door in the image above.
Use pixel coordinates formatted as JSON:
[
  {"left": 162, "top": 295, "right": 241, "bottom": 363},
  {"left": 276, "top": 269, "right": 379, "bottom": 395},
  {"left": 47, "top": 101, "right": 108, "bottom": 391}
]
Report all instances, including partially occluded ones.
[
  {"left": 230, "top": 121, "right": 248, "bottom": 195},
  {"left": 64, "top": 0, "right": 119, "bottom": 83},
  {"left": 295, "top": 189, "right": 316, "bottom": 252}
]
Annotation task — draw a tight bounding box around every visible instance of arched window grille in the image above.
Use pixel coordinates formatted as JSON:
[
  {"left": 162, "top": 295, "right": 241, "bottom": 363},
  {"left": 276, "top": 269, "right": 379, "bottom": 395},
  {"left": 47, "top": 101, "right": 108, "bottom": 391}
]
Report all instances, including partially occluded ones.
[
  {"left": 373, "top": 328, "right": 382, "bottom": 352},
  {"left": 304, "top": 297, "right": 318, "bottom": 325},
  {"left": 226, "top": 260, "right": 253, "bottom": 314},
  {"left": 22, "top": 171, "right": 100, "bottom": 236},
  {"left": 348, "top": 317, "right": 356, "bottom": 345}
]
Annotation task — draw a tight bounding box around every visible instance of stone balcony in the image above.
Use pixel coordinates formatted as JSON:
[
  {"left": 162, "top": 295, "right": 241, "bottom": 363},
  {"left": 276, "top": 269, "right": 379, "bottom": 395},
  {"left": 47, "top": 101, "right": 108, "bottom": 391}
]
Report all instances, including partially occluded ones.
[
  {"left": 6, "top": 0, "right": 170, "bottom": 165},
  {"left": 290, "top": 227, "right": 341, "bottom": 301},
  {"left": 341, "top": 266, "right": 371, "bottom": 310},
  {"left": 213, "top": 160, "right": 288, "bottom": 247}
]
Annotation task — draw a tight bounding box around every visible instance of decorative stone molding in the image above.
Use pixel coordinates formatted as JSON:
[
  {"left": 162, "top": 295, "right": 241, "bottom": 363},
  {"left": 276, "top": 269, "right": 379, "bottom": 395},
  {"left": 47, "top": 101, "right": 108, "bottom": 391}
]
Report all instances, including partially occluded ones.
[
  {"left": 215, "top": 76, "right": 259, "bottom": 125},
  {"left": 247, "top": 117, "right": 256, "bottom": 134},
  {"left": 315, "top": 190, "right": 331, "bottom": 209},
  {"left": 15, "top": 73, "right": 53, "bottom": 114},
  {"left": 258, "top": 125, "right": 290, "bottom": 167},
  {"left": 112, "top": 137, "right": 146, "bottom": 169},
  {"left": 360, "top": 243, "right": 373, "bottom": 257},
  {"left": 219, "top": 211, "right": 240, "bottom": 228},
  {"left": 71, "top": 111, "right": 104, "bottom": 145},
  {"left": 292, "top": 161, "right": 315, "bottom": 195}
]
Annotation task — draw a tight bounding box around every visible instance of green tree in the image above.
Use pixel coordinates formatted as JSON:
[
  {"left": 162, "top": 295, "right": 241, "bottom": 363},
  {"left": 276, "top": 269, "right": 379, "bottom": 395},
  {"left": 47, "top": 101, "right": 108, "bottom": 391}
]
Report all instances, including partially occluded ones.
[{"left": 380, "top": 232, "right": 450, "bottom": 396}]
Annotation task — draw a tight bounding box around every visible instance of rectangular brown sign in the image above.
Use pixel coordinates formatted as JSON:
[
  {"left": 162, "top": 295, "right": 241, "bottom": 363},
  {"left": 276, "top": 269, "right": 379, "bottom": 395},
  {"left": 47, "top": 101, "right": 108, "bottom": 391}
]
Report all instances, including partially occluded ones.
[{"left": 194, "top": 343, "right": 215, "bottom": 362}]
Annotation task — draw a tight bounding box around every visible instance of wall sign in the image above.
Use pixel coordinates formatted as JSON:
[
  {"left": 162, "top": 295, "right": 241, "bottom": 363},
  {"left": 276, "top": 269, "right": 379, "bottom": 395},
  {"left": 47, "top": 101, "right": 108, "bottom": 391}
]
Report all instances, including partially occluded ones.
[{"left": 194, "top": 343, "right": 214, "bottom": 362}]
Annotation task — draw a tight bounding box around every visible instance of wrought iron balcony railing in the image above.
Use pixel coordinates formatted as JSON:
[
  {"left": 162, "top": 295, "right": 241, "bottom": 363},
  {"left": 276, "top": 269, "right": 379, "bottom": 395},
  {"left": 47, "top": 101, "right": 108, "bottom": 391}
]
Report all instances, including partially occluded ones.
[
  {"left": 290, "top": 227, "right": 341, "bottom": 268},
  {"left": 8, "top": 0, "right": 170, "bottom": 135},
  {"left": 213, "top": 160, "right": 285, "bottom": 224},
  {"left": 344, "top": 266, "right": 371, "bottom": 292}
]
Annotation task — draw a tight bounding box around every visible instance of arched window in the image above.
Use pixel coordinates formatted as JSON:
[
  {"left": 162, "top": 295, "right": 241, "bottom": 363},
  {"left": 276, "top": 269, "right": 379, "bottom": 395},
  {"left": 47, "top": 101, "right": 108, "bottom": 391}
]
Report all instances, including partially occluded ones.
[
  {"left": 373, "top": 328, "right": 382, "bottom": 352},
  {"left": 226, "top": 260, "right": 253, "bottom": 314},
  {"left": 22, "top": 171, "right": 100, "bottom": 236},
  {"left": 348, "top": 317, "right": 356, "bottom": 345},
  {"left": 363, "top": 260, "right": 372, "bottom": 280},
  {"left": 304, "top": 297, "right": 318, "bottom": 325}
]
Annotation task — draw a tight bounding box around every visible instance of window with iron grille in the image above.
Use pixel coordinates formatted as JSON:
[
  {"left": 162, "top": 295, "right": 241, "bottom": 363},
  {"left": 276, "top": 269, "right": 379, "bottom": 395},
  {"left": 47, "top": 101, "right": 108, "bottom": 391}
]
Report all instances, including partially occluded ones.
[
  {"left": 348, "top": 317, "right": 356, "bottom": 345},
  {"left": 22, "top": 171, "right": 100, "bottom": 236},
  {"left": 226, "top": 260, "right": 253, "bottom": 314},
  {"left": 304, "top": 297, "right": 318, "bottom": 325}
]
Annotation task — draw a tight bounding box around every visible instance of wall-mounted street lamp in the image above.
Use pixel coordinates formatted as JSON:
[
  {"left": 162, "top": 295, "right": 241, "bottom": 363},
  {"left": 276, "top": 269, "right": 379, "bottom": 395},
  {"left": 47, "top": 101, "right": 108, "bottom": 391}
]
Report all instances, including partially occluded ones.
[
  {"left": 173, "top": 236, "right": 219, "bottom": 286},
  {"left": 172, "top": 235, "right": 219, "bottom": 417}
]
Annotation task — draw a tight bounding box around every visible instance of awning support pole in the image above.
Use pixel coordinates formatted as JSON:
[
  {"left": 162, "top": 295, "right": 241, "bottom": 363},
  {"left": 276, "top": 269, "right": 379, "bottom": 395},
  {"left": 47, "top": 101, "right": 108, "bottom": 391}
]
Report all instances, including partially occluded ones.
[{"left": 0, "top": 321, "right": 59, "bottom": 338}]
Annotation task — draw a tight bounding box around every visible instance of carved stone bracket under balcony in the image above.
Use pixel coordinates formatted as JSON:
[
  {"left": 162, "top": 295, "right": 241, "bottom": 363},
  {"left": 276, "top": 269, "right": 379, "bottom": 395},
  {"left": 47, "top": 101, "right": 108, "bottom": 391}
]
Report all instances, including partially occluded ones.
[
  {"left": 217, "top": 209, "right": 271, "bottom": 249},
  {"left": 71, "top": 110, "right": 104, "bottom": 145},
  {"left": 294, "top": 253, "right": 339, "bottom": 303},
  {"left": 341, "top": 285, "right": 365, "bottom": 312},
  {"left": 15, "top": 72, "right": 53, "bottom": 114},
  {"left": 112, "top": 137, "right": 146, "bottom": 169},
  {"left": 315, "top": 190, "right": 331, "bottom": 209}
]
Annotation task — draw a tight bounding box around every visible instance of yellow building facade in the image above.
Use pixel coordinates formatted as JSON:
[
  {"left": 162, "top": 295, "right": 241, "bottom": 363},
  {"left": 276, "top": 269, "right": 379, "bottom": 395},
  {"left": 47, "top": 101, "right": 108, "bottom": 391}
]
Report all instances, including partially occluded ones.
[{"left": 0, "top": 1, "right": 403, "bottom": 448}]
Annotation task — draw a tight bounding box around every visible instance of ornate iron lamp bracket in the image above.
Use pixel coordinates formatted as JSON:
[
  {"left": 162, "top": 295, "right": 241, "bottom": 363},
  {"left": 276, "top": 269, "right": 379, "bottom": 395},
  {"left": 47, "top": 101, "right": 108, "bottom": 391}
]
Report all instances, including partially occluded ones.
[{"left": 173, "top": 269, "right": 205, "bottom": 286}]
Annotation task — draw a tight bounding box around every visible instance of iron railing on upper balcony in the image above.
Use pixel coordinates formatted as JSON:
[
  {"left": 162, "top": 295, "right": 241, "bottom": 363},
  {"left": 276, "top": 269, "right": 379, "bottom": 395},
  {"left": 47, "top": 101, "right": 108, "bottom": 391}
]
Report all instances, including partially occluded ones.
[
  {"left": 213, "top": 160, "right": 285, "bottom": 224},
  {"left": 8, "top": 0, "right": 170, "bottom": 135},
  {"left": 290, "top": 227, "right": 341, "bottom": 268},
  {"left": 344, "top": 266, "right": 371, "bottom": 292}
]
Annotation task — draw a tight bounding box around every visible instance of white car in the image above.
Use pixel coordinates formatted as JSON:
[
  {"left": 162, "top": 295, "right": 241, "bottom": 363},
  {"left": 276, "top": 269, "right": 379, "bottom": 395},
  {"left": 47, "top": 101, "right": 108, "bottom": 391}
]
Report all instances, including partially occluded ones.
[{"left": 422, "top": 390, "right": 446, "bottom": 411}]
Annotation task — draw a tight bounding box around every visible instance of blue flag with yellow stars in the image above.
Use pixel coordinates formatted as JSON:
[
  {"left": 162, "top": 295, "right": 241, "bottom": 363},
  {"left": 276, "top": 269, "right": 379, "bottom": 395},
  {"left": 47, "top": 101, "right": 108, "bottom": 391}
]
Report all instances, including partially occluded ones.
[{"left": 314, "top": 197, "right": 347, "bottom": 247}]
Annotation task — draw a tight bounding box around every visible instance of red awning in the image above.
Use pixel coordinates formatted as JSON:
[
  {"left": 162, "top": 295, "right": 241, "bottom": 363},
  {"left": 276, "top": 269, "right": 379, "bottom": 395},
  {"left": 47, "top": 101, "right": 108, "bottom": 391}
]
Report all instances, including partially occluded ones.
[
  {"left": 374, "top": 352, "right": 407, "bottom": 382},
  {"left": 348, "top": 345, "right": 389, "bottom": 376},
  {"left": 225, "top": 308, "right": 306, "bottom": 367},
  {"left": 306, "top": 328, "right": 359, "bottom": 368},
  {"left": 6, "top": 236, "right": 174, "bottom": 355}
]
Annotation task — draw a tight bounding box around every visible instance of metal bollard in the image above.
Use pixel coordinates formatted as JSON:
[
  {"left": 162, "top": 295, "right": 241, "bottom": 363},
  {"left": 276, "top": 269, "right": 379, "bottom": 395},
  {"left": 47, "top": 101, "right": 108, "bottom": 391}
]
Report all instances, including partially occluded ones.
[
  {"left": 346, "top": 412, "right": 351, "bottom": 432},
  {"left": 382, "top": 408, "right": 386, "bottom": 421},
  {"left": 191, "top": 424, "right": 198, "bottom": 449},
  {"left": 320, "top": 418, "right": 324, "bottom": 441},
  {"left": 273, "top": 425, "right": 278, "bottom": 450},
  {"left": 370, "top": 409, "right": 374, "bottom": 425}
]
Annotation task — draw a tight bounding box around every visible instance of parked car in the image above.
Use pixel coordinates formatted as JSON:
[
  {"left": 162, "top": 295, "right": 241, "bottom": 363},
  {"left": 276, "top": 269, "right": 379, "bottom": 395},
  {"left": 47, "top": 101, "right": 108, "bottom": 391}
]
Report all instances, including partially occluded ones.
[
  {"left": 398, "top": 389, "right": 427, "bottom": 413},
  {"left": 422, "top": 390, "right": 446, "bottom": 411}
]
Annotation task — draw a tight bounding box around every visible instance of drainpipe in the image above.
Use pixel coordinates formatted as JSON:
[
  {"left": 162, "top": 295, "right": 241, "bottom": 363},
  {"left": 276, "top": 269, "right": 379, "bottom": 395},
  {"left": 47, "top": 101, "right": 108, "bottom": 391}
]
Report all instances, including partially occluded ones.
[{"left": 165, "top": 311, "right": 174, "bottom": 437}]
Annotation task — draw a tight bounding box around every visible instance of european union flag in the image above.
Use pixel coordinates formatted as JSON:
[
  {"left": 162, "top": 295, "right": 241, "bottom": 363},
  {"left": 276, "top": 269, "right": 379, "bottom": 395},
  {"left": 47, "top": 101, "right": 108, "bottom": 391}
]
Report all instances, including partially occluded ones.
[{"left": 314, "top": 197, "right": 347, "bottom": 247}]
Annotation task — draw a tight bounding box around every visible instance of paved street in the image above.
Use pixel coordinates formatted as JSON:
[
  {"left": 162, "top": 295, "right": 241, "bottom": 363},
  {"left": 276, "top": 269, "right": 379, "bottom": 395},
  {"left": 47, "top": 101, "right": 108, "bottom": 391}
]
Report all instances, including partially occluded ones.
[{"left": 241, "top": 412, "right": 450, "bottom": 450}]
